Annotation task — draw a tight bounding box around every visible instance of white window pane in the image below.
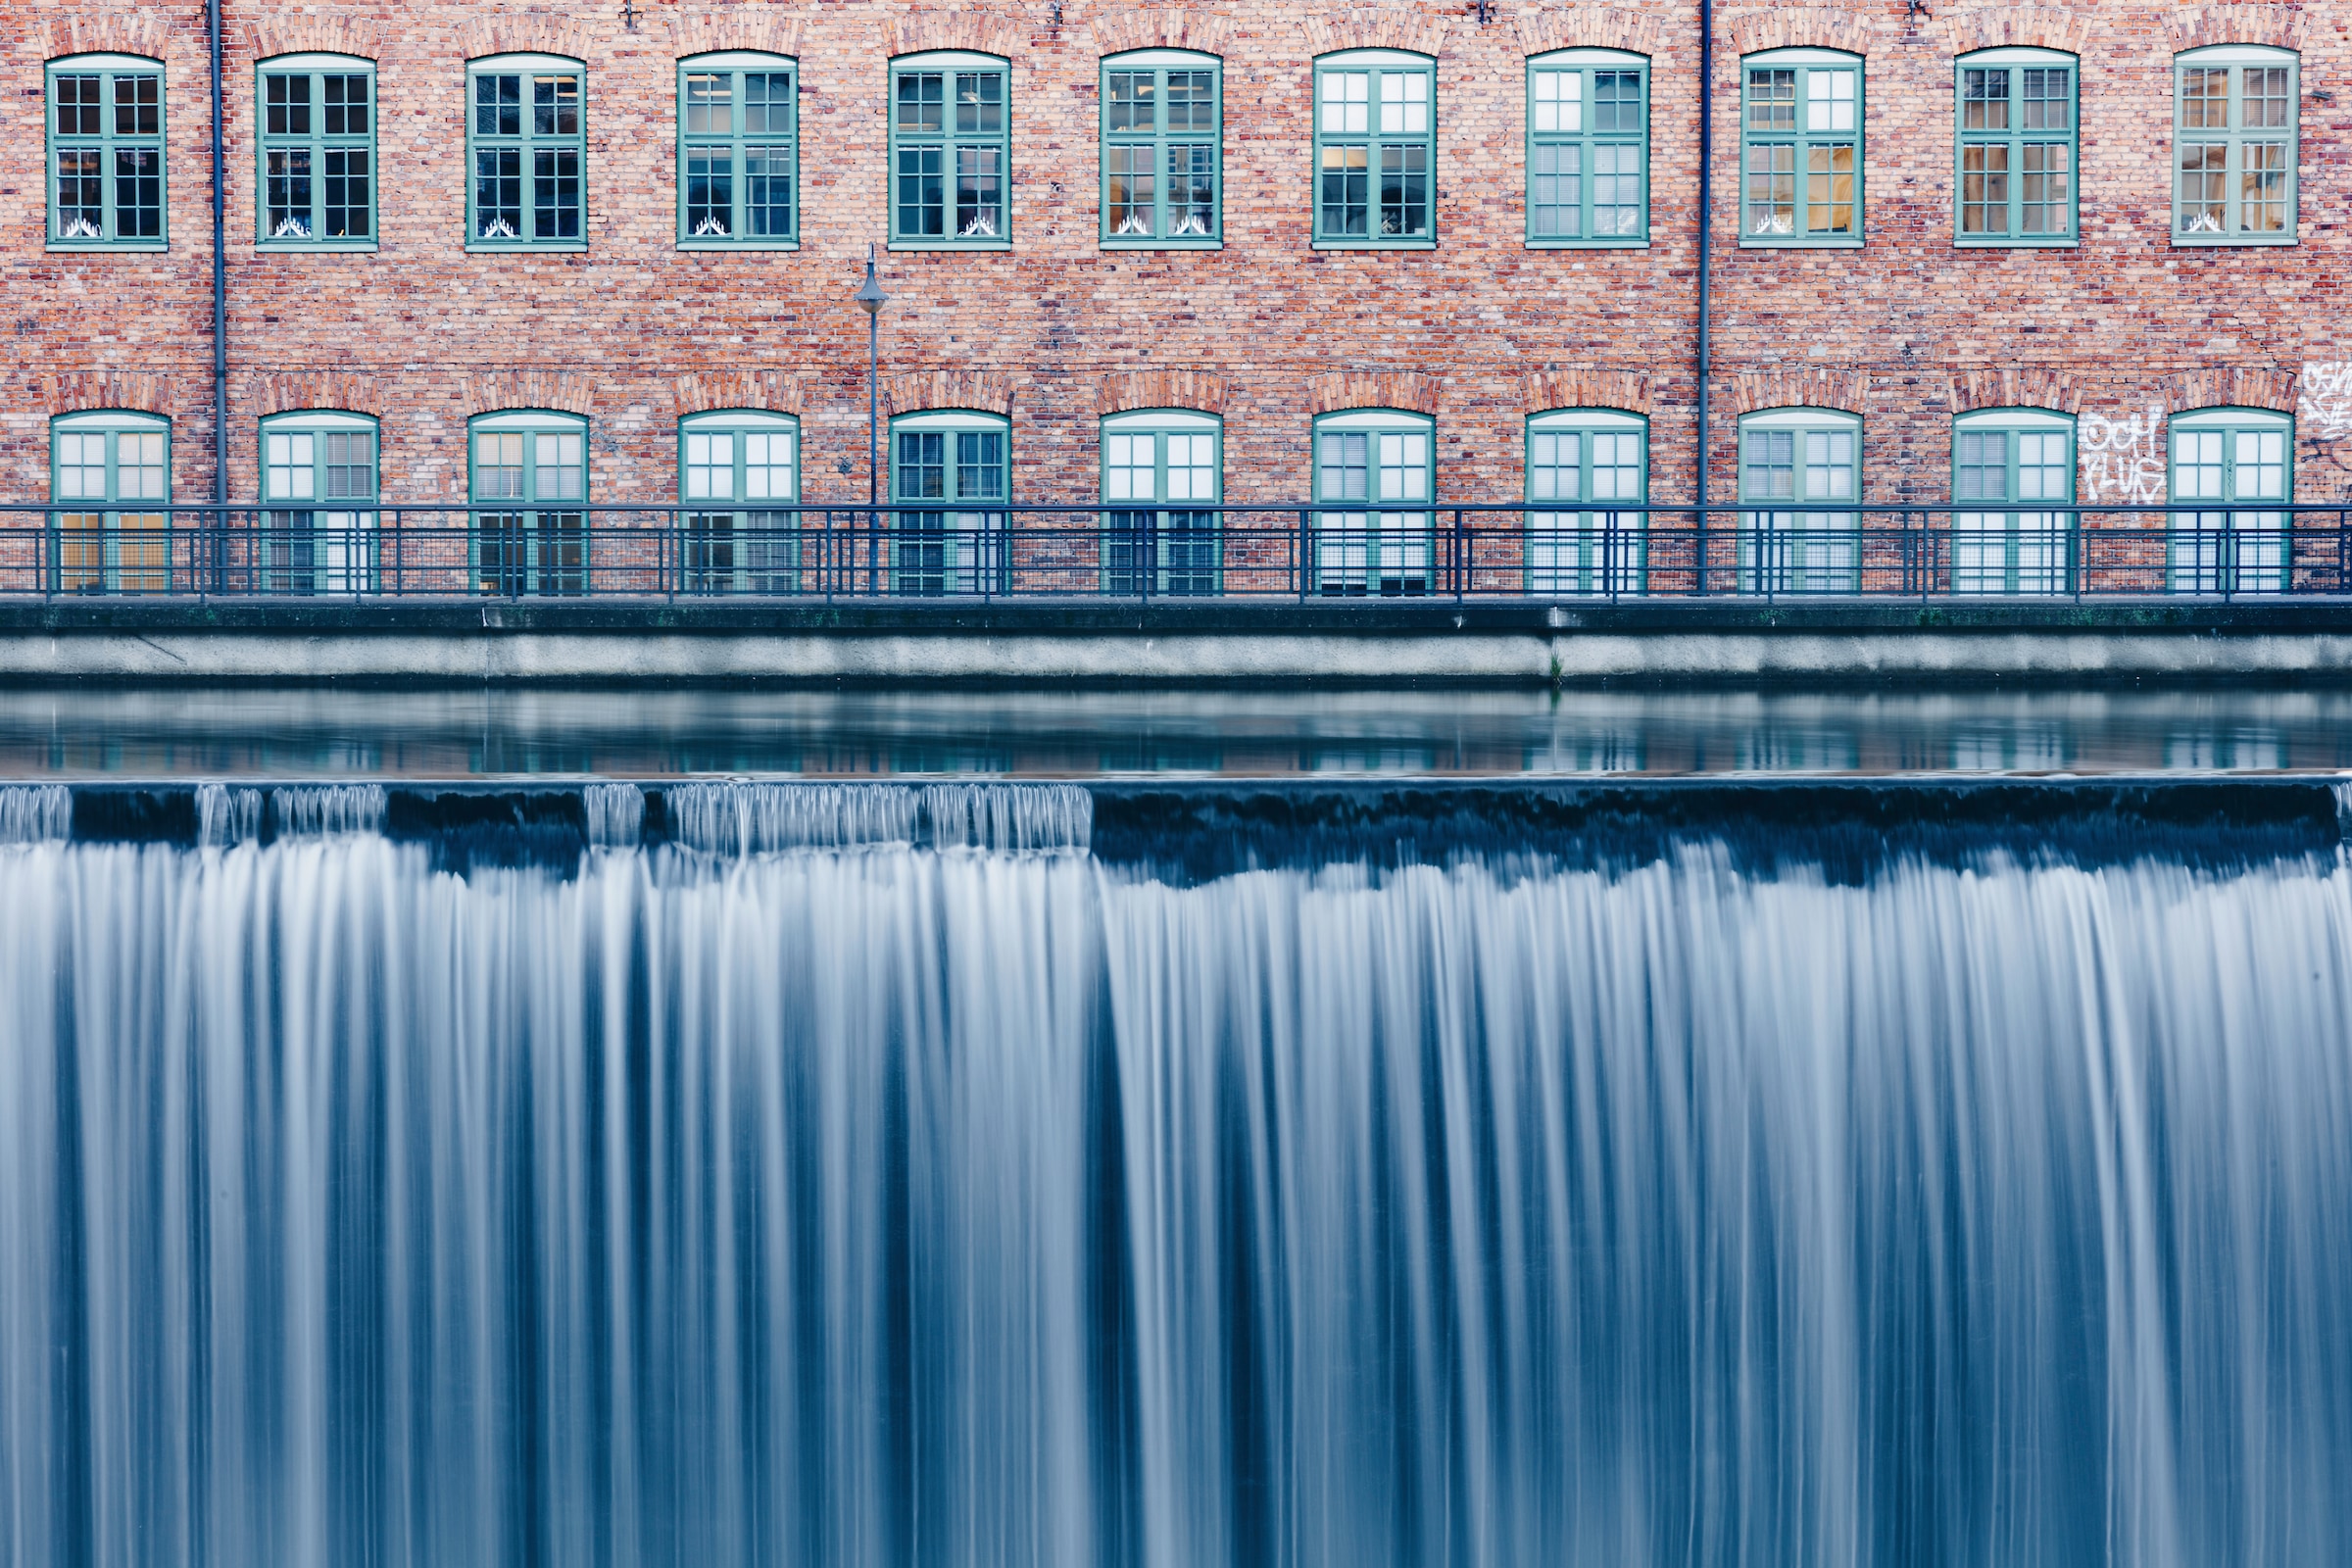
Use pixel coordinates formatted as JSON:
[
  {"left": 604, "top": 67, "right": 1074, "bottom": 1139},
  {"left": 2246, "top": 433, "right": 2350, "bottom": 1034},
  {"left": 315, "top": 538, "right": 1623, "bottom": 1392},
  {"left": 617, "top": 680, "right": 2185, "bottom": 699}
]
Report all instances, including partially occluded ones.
[
  {"left": 687, "top": 433, "right": 712, "bottom": 466},
  {"left": 1809, "top": 70, "right": 1856, "bottom": 132}
]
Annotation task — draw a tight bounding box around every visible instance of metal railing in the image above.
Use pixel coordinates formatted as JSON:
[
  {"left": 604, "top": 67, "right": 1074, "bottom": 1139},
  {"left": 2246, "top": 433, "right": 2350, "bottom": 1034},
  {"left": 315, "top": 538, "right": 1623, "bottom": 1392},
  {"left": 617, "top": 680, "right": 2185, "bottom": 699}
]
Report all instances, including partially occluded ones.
[{"left": 3, "top": 502, "right": 2350, "bottom": 602}]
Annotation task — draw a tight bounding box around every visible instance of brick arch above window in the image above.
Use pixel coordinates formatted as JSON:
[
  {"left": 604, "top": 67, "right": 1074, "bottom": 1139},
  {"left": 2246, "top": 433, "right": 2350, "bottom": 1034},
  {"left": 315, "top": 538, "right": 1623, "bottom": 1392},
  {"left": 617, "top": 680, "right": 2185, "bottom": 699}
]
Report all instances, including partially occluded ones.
[
  {"left": 1525, "top": 368, "right": 1651, "bottom": 417},
  {"left": 669, "top": 370, "right": 808, "bottom": 418},
  {"left": 2172, "top": 368, "right": 2298, "bottom": 416},
  {"left": 1092, "top": 8, "right": 1233, "bottom": 58},
  {"left": 42, "top": 370, "right": 174, "bottom": 418},
  {"left": 1095, "top": 369, "right": 1231, "bottom": 418},
  {"left": 1934, "top": 6, "right": 2094, "bottom": 59},
  {"left": 456, "top": 14, "right": 595, "bottom": 66},
  {"left": 243, "top": 16, "right": 383, "bottom": 64},
  {"left": 881, "top": 370, "right": 1015, "bottom": 418},
  {"left": 1301, "top": 9, "right": 1452, "bottom": 62},
  {"left": 1512, "top": 7, "right": 1665, "bottom": 59},
  {"left": 247, "top": 371, "right": 385, "bottom": 419},
  {"left": 44, "top": 16, "right": 172, "bottom": 62},
  {"left": 666, "top": 10, "right": 803, "bottom": 61},
  {"left": 1721, "top": 7, "right": 1874, "bottom": 58},
  {"left": 886, "top": 10, "right": 1026, "bottom": 60},
  {"left": 1729, "top": 368, "right": 1869, "bottom": 417},
  {"left": 1308, "top": 370, "right": 1441, "bottom": 416},
  {"left": 2172, "top": 5, "right": 2303, "bottom": 53},
  {"left": 1947, "top": 368, "right": 2084, "bottom": 416},
  {"left": 459, "top": 371, "right": 596, "bottom": 420}
]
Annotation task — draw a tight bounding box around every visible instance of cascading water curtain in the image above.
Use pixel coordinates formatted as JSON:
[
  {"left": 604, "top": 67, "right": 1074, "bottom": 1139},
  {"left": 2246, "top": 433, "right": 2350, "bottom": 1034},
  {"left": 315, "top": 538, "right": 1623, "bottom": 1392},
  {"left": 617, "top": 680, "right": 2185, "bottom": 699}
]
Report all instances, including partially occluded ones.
[{"left": 1, "top": 828, "right": 2348, "bottom": 1567}]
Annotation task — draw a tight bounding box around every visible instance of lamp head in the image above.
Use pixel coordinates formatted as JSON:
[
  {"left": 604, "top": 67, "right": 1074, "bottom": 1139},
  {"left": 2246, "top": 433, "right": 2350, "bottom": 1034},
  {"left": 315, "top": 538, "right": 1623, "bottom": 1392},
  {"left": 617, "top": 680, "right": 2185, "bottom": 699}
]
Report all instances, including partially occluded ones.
[{"left": 854, "top": 243, "right": 888, "bottom": 316}]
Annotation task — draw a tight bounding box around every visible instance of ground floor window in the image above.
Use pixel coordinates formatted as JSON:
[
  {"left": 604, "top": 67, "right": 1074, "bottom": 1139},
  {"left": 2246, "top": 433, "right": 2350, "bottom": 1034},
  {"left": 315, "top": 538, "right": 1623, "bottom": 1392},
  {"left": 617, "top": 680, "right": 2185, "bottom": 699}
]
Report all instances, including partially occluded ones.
[
  {"left": 891, "top": 411, "right": 1008, "bottom": 595},
  {"left": 1951, "top": 409, "right": 2072, "bottom": 594},
  {"left": 260, "top": 410, "right": 377, "bottom": 593},
  {"left": 1102, "top": 409, "right": 1220, "bottom": 594},
  {"left": 1526, "top": 409, "right": 1645, "bottom": 593},
  {"left": 1314, "top": 410, "right": 1433, "bottom": 596},
  {"left": 1739, "top": 408, "right": 1861, "bottom": 593},
  {"left": 680, "top": 410, "right": 798, "bottom": 592},
  {"left": 470, "top": 410, "right": 588, "bottom": 595},
  {"left": 50, "top": 411, "right": 171, "bottom": 593},
  {"left": 2170, "top": 408, "right": 2289, "bottom": 593}
]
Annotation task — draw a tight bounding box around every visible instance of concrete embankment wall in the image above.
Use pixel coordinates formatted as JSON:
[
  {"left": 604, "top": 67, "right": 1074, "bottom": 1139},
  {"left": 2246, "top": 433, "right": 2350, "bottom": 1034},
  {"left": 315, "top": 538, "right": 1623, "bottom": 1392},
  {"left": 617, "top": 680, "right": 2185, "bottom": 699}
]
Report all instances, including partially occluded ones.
[{"left": 3, "top": 601, "right": 2352, "bottom": 685}]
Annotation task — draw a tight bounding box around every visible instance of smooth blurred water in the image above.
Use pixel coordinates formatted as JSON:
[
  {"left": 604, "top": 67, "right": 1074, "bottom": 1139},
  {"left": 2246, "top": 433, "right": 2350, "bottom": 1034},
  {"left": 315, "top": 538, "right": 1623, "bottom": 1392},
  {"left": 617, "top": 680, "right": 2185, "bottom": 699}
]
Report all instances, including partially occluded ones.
[{"left": 2, "top": 799, "right": 2349, "bottom": 1567}]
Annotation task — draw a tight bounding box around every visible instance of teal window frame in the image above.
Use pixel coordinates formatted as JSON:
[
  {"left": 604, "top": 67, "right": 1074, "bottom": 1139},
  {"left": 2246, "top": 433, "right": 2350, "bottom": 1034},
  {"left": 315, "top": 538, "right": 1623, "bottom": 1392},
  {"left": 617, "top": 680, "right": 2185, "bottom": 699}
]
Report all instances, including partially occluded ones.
[
  {"left": 1101, "top": 409, "right": 1222, "bottom": 595},
  {"left": 466, "top": 54, "right": 586, "bottom": 251},
  {"left": 1738, "top": 407, "right": 1862, "bottom": 593},
  {"left": 1740, "top": 48, "right": 1862, "bottom": 246},
  {"left": 48, "top": 411, "right": 172, "bottom": 593},
  {"left": 1949, "top": 409, "right": 2074, "bottom": 595},
  {"left": 256, "top": 54, "right": 376, "bottom": 249},
  {"left": 259, "top": 410, "right": 379, "bottom": 594},
  {"left": 1526, "top": 49, "right": 1649, "bottom": 248},
  {"left": 2169, "top": 407, "right": 2292, "bottom": 594},
  {"left": 1525, "top": 409, "right": 1647, "bottom": 594},
  {"left": 1954, "top": 49, "right": 2077, "bottom": 246},
  {"left": 677, "top": 53, "right": 798, "bottom": 250},
  {"left": 890, "top": 410, "right": 1009, "bottom": 593},
  {"left": 2173, "top": 46, "right": 2298, "bottom": 246},
  {"left": 678, "top": 410, "right": 801, "bottom": 593},
  {"left": 1101, "top": 50, "right": 1222, "bottom": 249},
  {"left": 45, "top": 55, "right": 167, "bottom": 251},
  {"left": 1314, "top": 50, "right": 1437, "bottom": 249},
  {"left": 468, "top": 410, "right": 590, "bottom": 596},
  {"left": 890, "top": 52, "right": 1011, "bottom": 250},
  {"left": 1313, "top": 409, "right": 1436, "bottom": 595}
]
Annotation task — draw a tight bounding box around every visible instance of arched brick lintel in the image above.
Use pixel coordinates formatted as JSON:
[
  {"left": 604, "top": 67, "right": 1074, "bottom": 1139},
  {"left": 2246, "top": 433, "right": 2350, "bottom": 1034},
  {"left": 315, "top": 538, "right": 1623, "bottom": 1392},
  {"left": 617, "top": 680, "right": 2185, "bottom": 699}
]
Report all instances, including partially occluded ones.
[
  {"left": 1722, "top": 7, "right": 1873, "bottom": 59},
  {"left": 1307, "top": 370, "right": 1441, "bottom": 416},
  {"left": 881, "top": 370, "right": 1016, "bottom": 418},
  {"left": 1728, "top": 368, "right": 1869, "bottom": 417},
  {"left": 1095, "top": 369, "right": 1232, "bottom": 417},
  {"left": 1525, "top": 368, "right": 1652, "bottom": 417}
]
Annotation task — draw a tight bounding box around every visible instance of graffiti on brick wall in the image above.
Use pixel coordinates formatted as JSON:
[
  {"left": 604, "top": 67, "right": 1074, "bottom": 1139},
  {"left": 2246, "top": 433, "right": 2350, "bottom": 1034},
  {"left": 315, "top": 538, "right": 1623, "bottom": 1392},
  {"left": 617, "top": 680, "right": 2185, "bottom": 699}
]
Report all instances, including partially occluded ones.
[
  {"left": 2298, "top": 362, "right": 2352, "bottom": 443},
  {"left": 2080, "top": 404, "right": 2167, "bottom": 504}
]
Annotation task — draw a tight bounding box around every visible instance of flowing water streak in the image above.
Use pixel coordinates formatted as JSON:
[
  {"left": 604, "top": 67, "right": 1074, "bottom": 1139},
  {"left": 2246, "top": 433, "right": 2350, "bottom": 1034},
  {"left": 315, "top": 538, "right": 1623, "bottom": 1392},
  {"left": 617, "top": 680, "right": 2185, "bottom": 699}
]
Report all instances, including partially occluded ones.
[
  {"left": 662, "top": 781, "right": 1091, "bottom": 854},
  {"left": 270, "top": 783, "right": 387, "bottom": 838},
  {"left": 195, "top": 782, "right": 262, "bottom": 847},
  {"left": 0, "top": 784, "right": 69, "bottom": 844},
  {"left": 0, "top": 828, "right": 2348, "bottom": 1568}
]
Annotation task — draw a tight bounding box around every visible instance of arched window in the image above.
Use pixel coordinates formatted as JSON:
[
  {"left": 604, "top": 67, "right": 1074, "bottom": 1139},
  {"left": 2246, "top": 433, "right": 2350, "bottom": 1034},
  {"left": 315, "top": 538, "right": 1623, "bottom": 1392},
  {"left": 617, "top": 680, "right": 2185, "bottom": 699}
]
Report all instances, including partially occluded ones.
[
  {"left": 1954, "top": 48, "right": 2076, "bottom": 245},
  {"left": 467, "top": 54, "right": 585, "bottom": 249},
  {"left": 1313, "top": 409, "right": 1433, "bottom": 596},
  {"left": 891, "top": 53, "right": 1010, "bottom": 247},
  {"left": 890, "top": 410, "right": 1008, "bottom": 594},
  {"left": 1314, "top": 51, "right": 1436, "bottom": 247},
  {"left": 50, "top": 412, "right": 170, "bottom": 593},
  {"left": 1950, "top": 408, "right": 2073, "bottom": 595},
  {"left": 678, "top": 53, "right": 797, "bottom": 247},
  {"left": 1102, "top": 409, "right": 1221, "bottom": 595},
  {"left": 1526, "top": 49, "right": 1648, "bottom": 246},
  {"left": 469, "top": 410, "right": 588, "bottom": 595},
  {"left": 1739, "top": 407, "right": 1860, "bottom": 593},
  {"left": 679, "top": 410, "right": 799, "bottom": 593},
  {"left": 260, "top": 410, "right": 378, "bottom": 594},
  {"left": 1102, "top": 50, "right": 1222, "bottom": 246},
  {"left": 46, "top": 55, "right": 165, "bottom": 248},
  {"left": 2170, "top": 407, "right": 2291, "bottom": 594},
  {"left": 1526, "top": 409, "right": 1646, "bottom": 595},
  {"left": 2174, "top": 46, "right": 2296, "bottom": 243},
  {"left": 1740, "top": 48, "right": 1862, "bottom": 244},
  {"left": 256, "top": 53, "right": 376, "bottom": 247}
]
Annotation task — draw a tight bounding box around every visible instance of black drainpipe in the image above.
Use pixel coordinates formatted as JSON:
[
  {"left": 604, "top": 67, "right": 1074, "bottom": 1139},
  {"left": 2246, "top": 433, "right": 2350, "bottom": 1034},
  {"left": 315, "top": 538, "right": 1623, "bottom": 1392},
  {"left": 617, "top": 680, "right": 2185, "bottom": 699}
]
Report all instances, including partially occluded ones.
[
  {"left": 208, "top": 0, "right": 228, "bottom": 508},
  {"left": 1694, "top": 0, "right": 1713, "bottom": 592}
]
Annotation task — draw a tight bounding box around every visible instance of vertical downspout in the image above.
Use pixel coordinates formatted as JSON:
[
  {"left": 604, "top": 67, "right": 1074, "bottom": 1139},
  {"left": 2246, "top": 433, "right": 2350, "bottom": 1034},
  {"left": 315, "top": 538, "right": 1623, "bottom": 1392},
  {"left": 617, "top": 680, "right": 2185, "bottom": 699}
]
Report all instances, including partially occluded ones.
[
  {"left": 208, "top": 0, "right": 228, "bottom": 507},
  {"left": 1694, "top": 0, "right": 1713, "bottom": 592}
]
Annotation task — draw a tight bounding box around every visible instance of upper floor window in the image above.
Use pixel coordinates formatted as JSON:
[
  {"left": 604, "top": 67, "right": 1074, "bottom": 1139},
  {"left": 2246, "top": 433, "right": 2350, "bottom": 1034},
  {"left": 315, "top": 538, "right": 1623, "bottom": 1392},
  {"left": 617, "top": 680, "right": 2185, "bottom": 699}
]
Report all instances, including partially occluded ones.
[
  {"left": 2170, "top": 408, "right": 2291, "bottom": 594},
  {"left": 1741, "top": 49, "right": 1862, "bottom": 245},
  {"left": 1314, "top": 51, "right": 1436, "bottom": 248},
  {"left": 1526, "top": 49, "right": 1648, "bottom": 247},
  {"left": 1526, "top": 409, "right": 1646, "bottom": 594},
  {"left": 2174, "top": 46, "right": 2296, "bottom": 244},
  {"left": 892, "top": 411, "right": 1009, "bottom": 593},
  {"left": 50, "top": 412, "right": 171, "bottom": 593},
  {"left": 1740, "top": 408, "right": 1861, "bottom": 593},
  {"left": 46, "top": 56, "right": 165, "bottom": 249},
  {"left": 257, "top": 55, "right": 375, "bottom": 247},
  {"left": 1950, "top": 409, "right": 2073, "bottom": 595},
  {"left": 1102, "top": 409, "right": 1221, "bottom": 595},
  {"left": 1955, "top": 49, "right": 2075, "bottom": 245},
  {"left": 1102, "top": 50, "right": 1221, "bottom": 247},
  {"left": 678, "top": 53, "right": 797, "bottom": 248},
  {"left": 892, "top": 53, "right": 1009, "bottom": 248},
  {"left": 470, "top": 411, "right": 589, "bottom": 595},
  {"left": 260, "top": 411, "right": 378, "bottom": 594},
  {"left": 679, "top": 410, "right": 800, "bottom": 593},
  {"left": 468, "top": 55, "right": 585, "bottom": 250},
  {"left": 1314, "top": 409, "right": 1434, "bottom": 595}
]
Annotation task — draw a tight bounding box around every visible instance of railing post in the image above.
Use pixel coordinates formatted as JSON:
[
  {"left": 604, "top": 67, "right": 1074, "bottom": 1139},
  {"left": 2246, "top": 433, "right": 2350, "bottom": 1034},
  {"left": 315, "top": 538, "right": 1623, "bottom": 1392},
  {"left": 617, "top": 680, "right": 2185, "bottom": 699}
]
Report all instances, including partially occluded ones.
[
  {"left": 1298, "top": 509, "right": 1309, "bottom": 603},
  {"left": 1452, "top": 509, "right": 1465, "bottom": 603}
]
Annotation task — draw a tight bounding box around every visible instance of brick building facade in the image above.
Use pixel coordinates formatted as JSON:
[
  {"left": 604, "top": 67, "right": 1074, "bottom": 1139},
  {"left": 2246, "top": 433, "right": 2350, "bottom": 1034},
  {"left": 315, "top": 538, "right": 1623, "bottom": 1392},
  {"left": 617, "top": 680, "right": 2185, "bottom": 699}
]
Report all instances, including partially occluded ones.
[{"left": 3, "top": 1, "right": 2345, "bottom": 593}]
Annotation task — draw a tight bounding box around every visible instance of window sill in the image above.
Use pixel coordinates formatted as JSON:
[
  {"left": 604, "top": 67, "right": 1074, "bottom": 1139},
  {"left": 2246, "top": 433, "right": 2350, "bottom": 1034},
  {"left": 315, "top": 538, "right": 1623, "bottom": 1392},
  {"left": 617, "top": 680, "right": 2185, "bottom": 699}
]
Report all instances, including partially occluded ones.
[
  {"left": 1311, "top": 238, "right": 1437, "bottom": 251},
  {"left": 678, "top": 239, "right": 800, "bottom": 252},
  {"left": 1100, "top": 237, "right": 1224, "bottom": 251},
  {"left": 46, "top": 240, "right": 169, "bottom": 254},
  {"left": 888, "top": 238, "right": 1013, "bottom": 252},
  {"left": 256, "top": 240, "right": 380, "bottom": 254},
  {"left": 466, "top": 241, "right": 590, "bottom": 254},
  {"left": 1527, "top": 236, "right": 1649, "bottom": 250},
  {"left": 1953, "top": 235, "right": 2078, "bottom": 249},
  {"left": 1736, "top": 234, "right": 1864, "bottom": 250},
  {"left": 2171, "top": 231, "right": 2298, "bottom": 248}
]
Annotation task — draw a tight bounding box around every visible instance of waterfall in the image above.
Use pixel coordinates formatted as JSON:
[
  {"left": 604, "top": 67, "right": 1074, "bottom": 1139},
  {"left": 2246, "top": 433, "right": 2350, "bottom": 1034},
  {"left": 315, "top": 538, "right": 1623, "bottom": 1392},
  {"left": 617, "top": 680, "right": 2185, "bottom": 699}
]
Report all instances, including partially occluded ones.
[
  {"left": 0, "top": 814, "right": 2347, "bottom": 1567},
  {"left": 0, "top": 784, "right": 69, "bottom": 844},
  {"left": 270, "top": 783, "right": 387, "bottom": 838}
]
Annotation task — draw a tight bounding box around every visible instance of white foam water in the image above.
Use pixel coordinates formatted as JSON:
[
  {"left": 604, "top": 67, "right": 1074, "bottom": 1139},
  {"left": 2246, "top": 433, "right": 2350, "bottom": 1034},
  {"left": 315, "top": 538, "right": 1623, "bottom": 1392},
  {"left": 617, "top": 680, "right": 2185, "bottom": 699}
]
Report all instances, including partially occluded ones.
[
  {"left": 662, "top": 780, "right": 1090, "bottom": 854},
  {"left": 195, "top": 782, "right": 263, "bottom": 847},
  {"left": 269, "top": 783, "right": 388, "bottom": 838},
  {"left": 0, "top": 784, "right": 69, "bottom": 845},
  {"left": 0, "top": 835, "right": 2345, "bottom": 1567}
]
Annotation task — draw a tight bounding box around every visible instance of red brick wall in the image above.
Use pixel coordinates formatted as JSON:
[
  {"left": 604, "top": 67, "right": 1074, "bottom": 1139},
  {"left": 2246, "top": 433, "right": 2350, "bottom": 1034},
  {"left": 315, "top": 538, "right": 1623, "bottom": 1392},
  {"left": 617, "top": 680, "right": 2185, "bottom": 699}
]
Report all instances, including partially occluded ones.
[{"left": 4, "top": 0, "right": 2346, "bottom": 537}]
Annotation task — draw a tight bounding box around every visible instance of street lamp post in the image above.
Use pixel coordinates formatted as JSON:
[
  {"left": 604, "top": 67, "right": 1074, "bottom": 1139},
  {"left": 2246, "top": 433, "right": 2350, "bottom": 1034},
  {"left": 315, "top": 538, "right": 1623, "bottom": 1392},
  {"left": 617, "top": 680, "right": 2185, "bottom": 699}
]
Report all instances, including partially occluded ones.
[{"left": 854, "top": 245, "right": 889, "bottom": 510}]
